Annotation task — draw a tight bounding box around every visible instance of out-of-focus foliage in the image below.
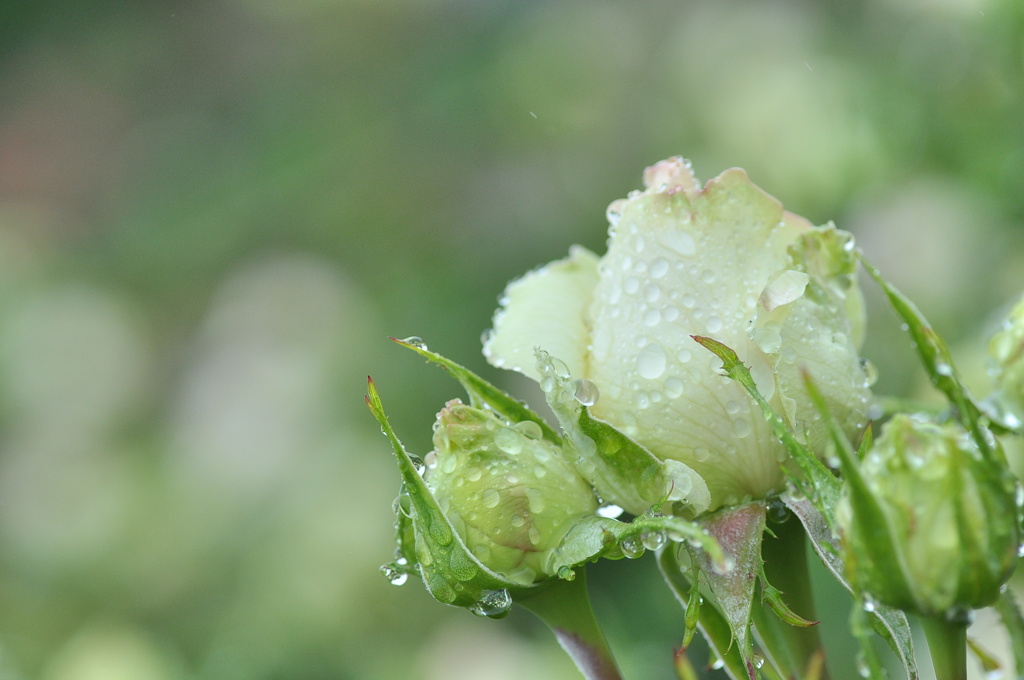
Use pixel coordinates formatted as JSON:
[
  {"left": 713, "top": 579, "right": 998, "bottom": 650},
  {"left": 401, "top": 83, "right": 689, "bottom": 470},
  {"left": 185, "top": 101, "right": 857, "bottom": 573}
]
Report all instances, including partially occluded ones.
[{"left": 0, "top": 0, "right": 1021, "bottom": 678}]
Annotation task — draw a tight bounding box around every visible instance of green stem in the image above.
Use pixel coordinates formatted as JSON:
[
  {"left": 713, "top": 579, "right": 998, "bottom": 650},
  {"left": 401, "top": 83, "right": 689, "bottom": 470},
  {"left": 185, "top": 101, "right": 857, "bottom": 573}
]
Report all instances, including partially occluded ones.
[
  {"left": 517, "top": 571, "right": 623, "bottom": 680},
  {"left": 919, "top": 615, "right": 967, "bottom": 680},
  {"left": 757, "top": 517, "right": 831, "bottom": 680}
]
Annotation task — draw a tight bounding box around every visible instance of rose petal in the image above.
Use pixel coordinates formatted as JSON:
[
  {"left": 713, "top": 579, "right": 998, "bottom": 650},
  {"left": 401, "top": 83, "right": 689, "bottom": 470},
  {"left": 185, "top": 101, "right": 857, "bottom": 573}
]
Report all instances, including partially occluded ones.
[{"left": 484, "top": 246, "right": 599, "bottom": 382}]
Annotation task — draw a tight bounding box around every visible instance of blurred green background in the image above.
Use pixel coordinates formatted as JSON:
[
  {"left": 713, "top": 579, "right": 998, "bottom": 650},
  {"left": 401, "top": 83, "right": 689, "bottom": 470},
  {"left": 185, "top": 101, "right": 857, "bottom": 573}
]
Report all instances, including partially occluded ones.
[{"left": 0, "top": 0, "right": 1022, "bottom": 678}]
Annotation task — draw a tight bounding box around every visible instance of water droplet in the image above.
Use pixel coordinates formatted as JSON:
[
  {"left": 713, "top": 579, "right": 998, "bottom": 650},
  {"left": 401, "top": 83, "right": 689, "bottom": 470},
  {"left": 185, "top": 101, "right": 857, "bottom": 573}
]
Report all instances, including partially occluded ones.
[
  {"left": 752, "top": 653, "right": 765, "bottom": 669},
  {"left": 701, "top": 269, "right": 715, "bottom": 283},
  {"left": 597, "top": 504, "right": 624, "bottom": 519},
  {"left": 394, "top": 490, "right": 413, "bottom": 517},
  {"left": 572, "top": 379, "right": 600, "bottom": 406},
  {"left": 862, "top": 597, "right": 877, "bottom": 613},
  {"left": 620, "top": 536, "right": 644, "bottom": 559},
  {"left": 767, "top": 499, "right": 791, "bottom": 523},
  {"left": 643, "top": 308, "right": 661, "bottom": 326},
  {"left": 528, "top": 526, "right": 542, "bottom": 545},
  {"left": 706, "top": 315, "right": 723, "bottom": 333},
  {"left": 511, "top": 514, "right": 526, "bottom": 527},
  {"left": 694, "top": 447, "right": 710, "bottom": 462},
  {"left": 526, "top": 487, "right": 546, "bottom": 513},
  {"left": 732, "top": 418, "right": 751, "bottom": 438},
  {"left": 402, "top": 336, "right": 428, "bottom": 349},
  {"left": 494, "top": 428, "right": 523, "bottom": 455},
  {"left": 465, "top": 466, "right": 482, "bottom": 482},
  {"left": 663, "top": 306, "right": 680, "bottom": 322},
  {"left": 482, "top": 489, "right": 500, "bottom": 508},
  {"left": 665, "top": 377, "right": 684, "bottom": 398},
  {"left": 643, "top": 283, "right": 661, "bottom": 303},
  {"left": 471, "top": 589, "right": 513, "bottom": 618},
  {"left": 710, "top": 656, "right": 725, "bottom": 670},
  {"left": 624, "top": 277, "right": 640, "bottom": 294},
  {"left": 380, "top": 564, "right": 409, "bottom": 586},
  {"left": 641, "top": 531, "right": 667, "bottom": 550},
  {"left": 637, "top": 343, "right": 667, "bottom": 379},
  {"left": 681, "top": 293, "right": 696, "bottom": 308},
  {"left": 514, "top": 420, "right": 543, "bottom": 439},
  {"left": 662, "top": 231, "right": 696, "bottom": 256},
  {"left": 650, "top": 258, "right": 670, "bottom": 278},
  {"left": 635, "top": 391, "right": 650, "bottom": 409},
  {"left": 409, "top": 453, "right": 426, "bottom": 476},
  {"left": 935, "top": 362, "right": 953, "bottom": 377},
  {"left": 557, "top": 565, "right": 576, "bottom": 580},
  {"left": 713, "top": 556, "right": 736, "bottom": 574}
]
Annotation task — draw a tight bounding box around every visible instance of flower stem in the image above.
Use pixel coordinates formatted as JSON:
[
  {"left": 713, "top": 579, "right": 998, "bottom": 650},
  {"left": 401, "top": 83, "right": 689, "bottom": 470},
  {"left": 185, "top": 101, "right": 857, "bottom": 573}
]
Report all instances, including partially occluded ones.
[
  {"left": 919, "top": 615, "right": 967, "bottom": 680},
  {"left": 517, "top": 571, "right": 623, "bottom": 680}
]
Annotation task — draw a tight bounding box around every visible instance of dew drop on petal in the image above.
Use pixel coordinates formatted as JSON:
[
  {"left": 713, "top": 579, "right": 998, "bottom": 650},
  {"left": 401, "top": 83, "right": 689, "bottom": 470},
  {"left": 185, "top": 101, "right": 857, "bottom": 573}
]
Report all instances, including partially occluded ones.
[
  {"left": 643, "top": 308, "right": 661, "bottom": 326},
  {"left": 514, "top": 420, "right": 544, "bottom": 439},
  {"left": 650, "top": 257, "right": 670, "bottom": 278},
  {"left": 662, "top": 231, "right": 696, "bottom": 256},
  {"left": 665, "top": 378, "right": 684, "bottom": 398},
  {"left": 482, "top": 489, "right": 501, "bottom": 508},
  {"left": 494, "top": 428, "right": 523, "bottom": 455},
  {"left": 706, "top": 315, "right": 723, "bottom": 333},
  {"left": 637, "top": 343, "right": 667, "bottom": 379}
]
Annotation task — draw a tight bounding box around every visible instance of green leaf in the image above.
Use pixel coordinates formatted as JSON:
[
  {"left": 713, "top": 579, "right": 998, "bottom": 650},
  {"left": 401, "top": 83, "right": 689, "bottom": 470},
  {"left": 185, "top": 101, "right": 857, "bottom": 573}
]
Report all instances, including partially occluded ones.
[{"left": 390, "top": 337, "right": 561, "bottom": 444}]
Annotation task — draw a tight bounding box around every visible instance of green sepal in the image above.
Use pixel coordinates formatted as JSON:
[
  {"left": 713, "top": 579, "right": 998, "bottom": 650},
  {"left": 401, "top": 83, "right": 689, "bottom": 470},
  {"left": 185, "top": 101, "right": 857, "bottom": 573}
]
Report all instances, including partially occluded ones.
[
  {"left": 548, "top": 512, "right": 728, "bottom": 577},
  {"left": 860, "top": 260, "right": 1002, "bottom": 462},
  {"left": 390, "top": 337, "right": 561, "bottom": 444},
  {"left": 367, "top": 377, "right": 527, "bottom": 607},
  {"left": 691, "top": 336, "right": 919, "bottom": 679},
  {"left": 691, "top": 334, "right": 840, "bottom": 515},
  {"left": 535, "top": 349, "right": 711, "bottom": 517},
  {"left": 690, "top": 502, "right": 767, "bottom": 673}
]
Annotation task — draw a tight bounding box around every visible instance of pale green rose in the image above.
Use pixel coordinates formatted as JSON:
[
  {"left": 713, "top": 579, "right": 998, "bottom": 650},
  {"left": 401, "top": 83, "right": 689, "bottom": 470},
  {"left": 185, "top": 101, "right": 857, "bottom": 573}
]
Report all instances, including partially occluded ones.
[
  {"left": 484, "top": 157, "right": 871, "bottom": 509},
  {"left": 836, "top": 414, "right": 1018, "bottom": 617},
  {"left": 427, "top": 399, "right": 599, "bottom": 586},
  {"left": 989, "top": 294, "right": 1024, "bottom": 428}
]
